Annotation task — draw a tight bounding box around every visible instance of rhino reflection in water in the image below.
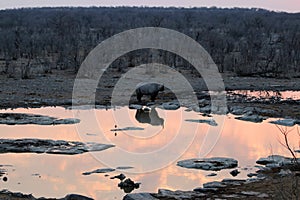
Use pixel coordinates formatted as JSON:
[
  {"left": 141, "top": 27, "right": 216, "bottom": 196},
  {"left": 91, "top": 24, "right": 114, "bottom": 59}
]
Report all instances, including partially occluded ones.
[{"left": 135, "top": 107, "right": 164, "bottom": 127}]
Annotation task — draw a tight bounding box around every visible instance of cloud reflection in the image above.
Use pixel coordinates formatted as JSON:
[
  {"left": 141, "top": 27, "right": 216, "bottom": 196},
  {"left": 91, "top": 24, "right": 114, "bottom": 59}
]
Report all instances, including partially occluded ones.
[{"left": 0, "top": 107, "right": 299, "bottom": 199}]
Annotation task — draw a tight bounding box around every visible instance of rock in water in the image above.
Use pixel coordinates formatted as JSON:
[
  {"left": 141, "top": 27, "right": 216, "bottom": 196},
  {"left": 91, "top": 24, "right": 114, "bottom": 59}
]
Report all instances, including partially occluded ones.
[
  {"left": 159, "top": 102, "right": 180, "bottom": 110},
  {"left": 156, "top": 189, "right": 206, "bottom": 199},
  {"left": 123, "top": 193, "right": 158, "bottom": 200},
  {"left": 185, "top": 119, "right": 218, "bottom": 126},
  {"left": 206, "top": 173, "right": 217, "bottom": 177},
  {"left": 256, "top": 155, "right": 294, "bottom": 165},
  {"left": 230, "top": 169, "right": 240, "bottom": 177},
  {"left": 269, "top": 119, "right": 297, "bottom": 127},
  {"left": 247, "top": 173, "right": 258, "bottom": 178},
  {"left": 235, "top": 114, "right": 264, "bottom": 123},
  {"left": 64, "top": 194, "right": 94, "bottom": 200},
  {"left": 118, "top": 178, "right": 140, "bottom": 193},
  {"left": 0, "top": 113, "right": 80, "bottom": 125},
  {"left": 111, "top": 173, "right": 126, "bottom": 181},
  {"left": 110, "top": 127, "right": 144, "bottom": 131},
  {"left": 0, "top": 138, "right": 114, "bottom": 155},
  {"left": 177, "top": 157, "right": 238, "bottom": 171},
  {"left": 203, "top": 181, "right": 227, "bottom": 188},
  {"left": 256, "top": 155, "right": 300, "bottom": 171},
  {"left": 82, "top": 168, "right": 115, "bottom": 175},
  {"left": 129, "top": 104, "right": 143, "bottom": 110},
  {"left": 116, "top": 166, "right": 134, "bottom": 170}
]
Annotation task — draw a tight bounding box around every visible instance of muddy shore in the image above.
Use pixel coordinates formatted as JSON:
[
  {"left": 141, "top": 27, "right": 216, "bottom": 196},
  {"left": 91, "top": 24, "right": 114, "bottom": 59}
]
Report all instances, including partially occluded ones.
[
  {"left": 1, "top": 70, "right": 299, "bottom": 119},
  {"left": 2, "top": 71, "right": 300, "bottom": 105}
]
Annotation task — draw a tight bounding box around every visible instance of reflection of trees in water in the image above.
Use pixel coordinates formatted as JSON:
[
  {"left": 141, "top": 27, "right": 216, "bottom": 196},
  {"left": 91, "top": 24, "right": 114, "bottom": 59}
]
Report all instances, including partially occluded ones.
[
  {"left": 232, "top": 90, "right": 283, "bottom": 99},
  {"left": 135, "top": 107, "right": 164, "bottom": 127},
  {"left": 258, "top": 90, "right": 282, "bottom": 99}
]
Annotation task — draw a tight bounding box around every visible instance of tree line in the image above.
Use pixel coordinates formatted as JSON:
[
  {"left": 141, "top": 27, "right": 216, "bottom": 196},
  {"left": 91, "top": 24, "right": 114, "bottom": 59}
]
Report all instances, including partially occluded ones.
[{"left": 0, "top": 7, "right": 299, "bottom": 78}]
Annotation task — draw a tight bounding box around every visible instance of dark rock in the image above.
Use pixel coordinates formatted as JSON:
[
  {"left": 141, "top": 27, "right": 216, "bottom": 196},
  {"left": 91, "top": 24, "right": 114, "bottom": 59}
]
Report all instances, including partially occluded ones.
[
  {"left": 53, "top": 118, "right": 80, "bottom": 125},
  {"left": 239, "top": 191, "right": 268, "bottom": 197},
  {"left": 202, "top": 113, "right": 213, "bottom": 117},
  {"left": 256, "top": 155, "right": 296, "bottom": 166},
  {"left": 185, "top": 119, "right": 218, "bottom": 126},
  {"left": 110, "top": 127, "right": 144, "bottom": 131},
  {"left": 0, "top": 138, "right": 114, "bottom": 155},
  {"left": 221, "top": 179, "right": 246, "bottom": 186},
  {"left": 0, "top": 113, "right": 80, "bottom": 125},
  {"left": 247, "top": 173, "right": 258, "bottom": 178},
  {"left": 67, "top": 105, "right": 95, "bottom": 110},
  {"left": 159, "top": 102, "right": 180, "bottom": 110},
  {"left": 203, "top": 181, "right": 226, "bottom": 188},
  {"left": 198, "top": 105, "right": 211, "bottom": 113},
  {"left": 82, "top": 168, "right": 115, "bottom": 175},
  {"left": 278, "top": 169, "right": 292, "bottom": 176},
  {"left": 116, "top": 166, "right": 134, "bottom": 170},
  {"left": 269, "top": 119, "right": 297, "bottom": 127},
  {"left": 0, "top": 168, "right": 6, "bottom": 177},
  {"left": 230, "top": 169, "right": 240, "bottom": 177},
  {"left": 111, "top": 173, "right": 126, "bottom": 181},
  {"left": 257, "top": 109, "right": 276, "bottom": 116},
  {"left": 129, "top": 104, "right": 143, "bottom": 110},
  {"left": 123, "top": 193, "right": 158, "bottom": 200},
  {"left": 156, "top": 189, "right": 206, "bottom": 199},
  {"left": 235, "top": 114, "right": 264, "bottom": 123},
  {"left": 143, "top": 106, "right": 151, "bottom": 111},
  {"left": 85, "top": 142, "right": 115, "bottom": 152},
  {"left": 118, "top": 178, "right": 140, "bottom": 193},
  {"left": 206, "top": 173, "right": 217, "bottom": 177},
  {"left": 67, "top": 105, "right": 112, "bottom": 110},
  {"left": 222, "top": 194, "right": 242, "bottom": 198},
  {"left": 0, "top": 190, "right": 34, "bottom": 198},
  {"left": 32, "top": 173, "right": 40, "bottom": 177},
  {"left": 229, "top": 106, "right": 254, "bottom": 115},
  {"left": 64, "top": 194, "right": 94, "bottom": 200},
  {"left": 177, "top": 157, "right": 238, "bottom": 171},
  {"left": 193, "top": 187, "right": 218, "bottom": 193},
  {"left": 184, "top": 108, "right": 193, "bottom": 112}
]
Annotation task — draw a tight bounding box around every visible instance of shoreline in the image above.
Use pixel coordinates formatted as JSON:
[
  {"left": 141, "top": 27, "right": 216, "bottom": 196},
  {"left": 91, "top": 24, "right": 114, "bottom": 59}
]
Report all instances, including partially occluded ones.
[
  {"left": 0, "top": 70, "right": 300, "bottom": 199},
  {"left": 1, "top": 160, "right": 299, "bottom": 200},
  {"left": 0, "top": 71, "right": 300, "bottom": 119}
]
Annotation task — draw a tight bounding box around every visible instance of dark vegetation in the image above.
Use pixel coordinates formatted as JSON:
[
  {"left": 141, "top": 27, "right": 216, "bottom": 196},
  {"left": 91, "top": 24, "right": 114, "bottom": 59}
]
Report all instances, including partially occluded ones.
[{"left": 0, "top": 7, "right": 299, "bottom": 78}]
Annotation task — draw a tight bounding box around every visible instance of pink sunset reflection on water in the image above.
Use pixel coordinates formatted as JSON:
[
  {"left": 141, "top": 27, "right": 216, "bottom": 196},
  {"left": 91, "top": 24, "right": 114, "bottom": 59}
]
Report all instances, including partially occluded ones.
[{"left": 0, "top": 106, "right": 299, "bottom": 199}]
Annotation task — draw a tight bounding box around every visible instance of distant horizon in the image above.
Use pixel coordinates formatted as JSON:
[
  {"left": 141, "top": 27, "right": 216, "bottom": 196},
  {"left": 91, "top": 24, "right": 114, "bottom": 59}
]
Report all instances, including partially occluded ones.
[
  {"left": 0, "top": 0, "right": 299, "bottom": 13},
  {"left": 0, "top": 5, "right": 299, "bottom": 14}
]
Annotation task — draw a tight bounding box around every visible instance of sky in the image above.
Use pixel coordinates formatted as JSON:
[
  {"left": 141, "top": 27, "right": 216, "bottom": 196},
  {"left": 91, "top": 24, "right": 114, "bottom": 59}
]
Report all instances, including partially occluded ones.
[{"left": 0, "top": 0, "right": 299, "bottom": 13}]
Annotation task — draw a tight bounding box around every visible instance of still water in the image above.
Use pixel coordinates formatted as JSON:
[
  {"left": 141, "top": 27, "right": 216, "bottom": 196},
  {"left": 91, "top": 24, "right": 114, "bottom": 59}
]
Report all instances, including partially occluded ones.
[
  {"left": 228, "top": 90, "right": 300, "bottom": 100},
  {"left": 0, "top": 106, "right": 299, "bottom": 199}
]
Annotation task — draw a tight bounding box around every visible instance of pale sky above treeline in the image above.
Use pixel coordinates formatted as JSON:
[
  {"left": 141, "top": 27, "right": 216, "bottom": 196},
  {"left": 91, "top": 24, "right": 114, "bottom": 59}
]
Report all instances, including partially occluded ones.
[{"left": 0, "top": 0, "right": 299, "bottom": 13}]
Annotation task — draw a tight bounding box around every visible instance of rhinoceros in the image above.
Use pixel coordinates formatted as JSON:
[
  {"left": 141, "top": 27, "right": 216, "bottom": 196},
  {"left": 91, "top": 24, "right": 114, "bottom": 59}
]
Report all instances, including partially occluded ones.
[{"left": 135, "top": 82, "right": 164, "bottom": 102}]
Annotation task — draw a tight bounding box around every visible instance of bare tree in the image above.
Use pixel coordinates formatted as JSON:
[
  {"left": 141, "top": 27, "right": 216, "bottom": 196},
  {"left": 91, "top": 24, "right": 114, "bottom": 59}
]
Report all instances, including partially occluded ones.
[{"left": 275, "top": 125, "right": 298, "bottom": 163}]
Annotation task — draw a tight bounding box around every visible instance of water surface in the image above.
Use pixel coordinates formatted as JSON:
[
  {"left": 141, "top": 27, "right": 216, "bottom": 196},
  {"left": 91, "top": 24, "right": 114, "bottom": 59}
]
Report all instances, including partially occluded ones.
[
  {"left": 228, "top": 90, "right": 300, "bottom": 100},
  {"left": 0, "top": 106, "right": 299, "bottom": 199}
]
